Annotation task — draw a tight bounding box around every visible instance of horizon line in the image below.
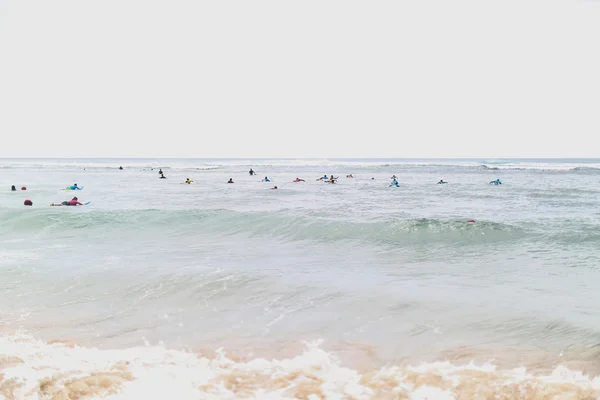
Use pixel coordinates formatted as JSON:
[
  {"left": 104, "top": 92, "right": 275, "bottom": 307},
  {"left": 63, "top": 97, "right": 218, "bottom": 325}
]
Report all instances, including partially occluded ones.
[{"left": 1, "top": 157, "right": 599, "bottom": 160}]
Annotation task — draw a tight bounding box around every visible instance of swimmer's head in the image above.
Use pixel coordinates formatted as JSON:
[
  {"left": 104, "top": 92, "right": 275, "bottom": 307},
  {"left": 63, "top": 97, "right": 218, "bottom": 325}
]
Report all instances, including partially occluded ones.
[
  {"left": 72, "top": 197, "right": 78, "bottom": 200},
  {"left": 24, "top": 199, "right": 33, "bottom": 206}
]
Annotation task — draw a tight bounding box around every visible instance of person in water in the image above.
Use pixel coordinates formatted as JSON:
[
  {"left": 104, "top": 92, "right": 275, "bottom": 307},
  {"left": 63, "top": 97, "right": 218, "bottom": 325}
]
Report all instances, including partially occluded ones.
[
  {"left": 21, "top": 186, "right": 27, "bottom": 190},
  {"left": 490, "top": 179, "right": 502, "bottom": 185},
  {"left": 262, "top": 176, "right": 271, "bottom": 182},
  {"left": 51, "top": 197, "right": 83, "bottom": 206},
  {"left": 119, "top": 166, "right": 123, "bottom": 170},
  {"left": 346, "top": 174, "right": 354, "bottom": 178},
  {"left": 271, "top": 186, "right": 278, "bottom": 190},
  {"left": 227, "top": 178, "right": 234, "bottom": 184},
  {"left": 328, "top": 176, "right": 337, "bottom": 183},
  {"left": 184, "top": 178, "right": 194, "bottom": 184},
  {"left": 11, "top": 185, "right": 16, "bottom": 191},
  {"left": 24, "top": 199, "right": 33, "bottom": 206},
  {"left": 293, "top": 178, "right": 305, "bottom": 182},
  {"left": 67, "top": 183, "right": 81, "bottom": 190},
  {"left": 249, "top": 168, "right": 255, "bottom": 176},
  {"left": 437, "top": 180, "right": 447, "bottom": 184}
]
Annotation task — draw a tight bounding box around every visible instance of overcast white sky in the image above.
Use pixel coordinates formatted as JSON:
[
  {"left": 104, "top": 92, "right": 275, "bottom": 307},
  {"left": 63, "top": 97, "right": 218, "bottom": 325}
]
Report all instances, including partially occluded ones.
[{"left": 0, "top": 0, "right": 598, "bottom": 159}]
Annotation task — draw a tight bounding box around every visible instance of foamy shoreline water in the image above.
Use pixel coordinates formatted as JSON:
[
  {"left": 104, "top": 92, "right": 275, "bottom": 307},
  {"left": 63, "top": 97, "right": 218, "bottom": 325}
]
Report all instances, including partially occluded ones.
[
  {"left": 2, "top": 158, "right": 600, "bottom": 398},
  {"left": 2, "top": 334, "right": 600, "bottom": 400}
]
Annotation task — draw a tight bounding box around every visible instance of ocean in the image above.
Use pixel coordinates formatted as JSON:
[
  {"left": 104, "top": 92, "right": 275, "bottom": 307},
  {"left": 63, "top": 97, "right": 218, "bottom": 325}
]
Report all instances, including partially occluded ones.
[{"left": 2, "top": 158, "right": 600, "bottom": 399}]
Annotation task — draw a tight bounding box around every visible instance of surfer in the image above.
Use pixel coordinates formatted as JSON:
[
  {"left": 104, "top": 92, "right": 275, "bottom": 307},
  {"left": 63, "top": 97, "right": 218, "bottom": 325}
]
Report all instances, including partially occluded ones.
[
  {"left": 293, "top": 178, "right": 305, "bottom": 182},
  {"left": 67, "top": 184, "right": 82, "bottom": 190},
  {"left": 184, "top": 178, "right": 194, "bottom": 184},
  {"left": 24, "top": 199, "right": 33, "bottom": 206},
  {"left": 271, "top": 186, "right": 278, "bottom": 190},
  {"left": 11, "top": 185, "right": 16, "bottom": 191},
  {"left": 51, "top": 197, "right": 84, "bottom": 206},
  {"left": 262, "top": 176, "right": 271, "bottom": 182},
  {"left": 490, "top": 179, "right": 502, "bottom": 185},
  {"left": 437, "top": 180, "right": 447, "bottom": 184},
  {"left": 346, "top": 174, "right": 354, "bottom": 178},
  {"left": 249, "top": 168, "right": 255, "bottom": 176},
  {"left": 227, "top": 178, "right": 234, "bottom": 184},
  {"left": 119, "top": 166, "right": 123, "bottom": 170},
  {"left": 317, "top": 175, "right": 328, "bottom": 181},
  {"left": 328, "top": 176, "right": 337, "bottom": 183}
]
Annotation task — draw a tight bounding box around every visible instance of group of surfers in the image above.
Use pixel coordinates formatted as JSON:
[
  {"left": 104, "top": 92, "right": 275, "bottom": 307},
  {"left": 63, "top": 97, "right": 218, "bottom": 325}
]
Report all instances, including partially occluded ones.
[
  {"left": 165, "top": 168, "right": 503, "bottom": 187},
  {"left": 14, "top": 182, "right": 88, "bottom": 207},
  {"left": 223, "top": 171, "right": 503, "bottom": 188},
  {"left": 16, "top": 169, "right": 504, "bottom": 207}
]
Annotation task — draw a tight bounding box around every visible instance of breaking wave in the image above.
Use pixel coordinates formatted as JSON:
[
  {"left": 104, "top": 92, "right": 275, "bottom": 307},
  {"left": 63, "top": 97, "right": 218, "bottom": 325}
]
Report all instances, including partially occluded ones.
[{"left": 1, "top": 334, "right": 599, "bottom": 400}]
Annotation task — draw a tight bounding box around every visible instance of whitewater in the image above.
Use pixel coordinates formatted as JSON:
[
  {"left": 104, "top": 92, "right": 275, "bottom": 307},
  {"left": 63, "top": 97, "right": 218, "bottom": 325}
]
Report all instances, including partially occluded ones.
[{"left": 2, "top": 158, "right": 600, "bottom": 399}]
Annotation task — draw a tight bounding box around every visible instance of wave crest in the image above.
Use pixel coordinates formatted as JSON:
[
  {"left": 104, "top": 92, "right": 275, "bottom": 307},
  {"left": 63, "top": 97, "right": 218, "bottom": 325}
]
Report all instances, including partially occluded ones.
[{"left": 0, "top": 209, "right": 524, "bottom": 245}]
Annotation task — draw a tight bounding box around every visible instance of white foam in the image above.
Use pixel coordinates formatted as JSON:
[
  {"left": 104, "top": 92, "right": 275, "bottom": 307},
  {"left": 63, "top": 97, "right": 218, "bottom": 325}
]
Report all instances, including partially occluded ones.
[
  {"left": 2, "top": 334, "right": 600, "bottom": 399},
  {"left": 2, "top": 157, "right": 600, "bottom": 171}
]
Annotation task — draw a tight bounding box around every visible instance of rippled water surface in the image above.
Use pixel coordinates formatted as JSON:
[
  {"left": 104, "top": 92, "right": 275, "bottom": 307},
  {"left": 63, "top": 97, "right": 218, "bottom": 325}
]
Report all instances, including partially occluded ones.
[{"left": 2, "top": 158, "right": 600, "bottom": 399}]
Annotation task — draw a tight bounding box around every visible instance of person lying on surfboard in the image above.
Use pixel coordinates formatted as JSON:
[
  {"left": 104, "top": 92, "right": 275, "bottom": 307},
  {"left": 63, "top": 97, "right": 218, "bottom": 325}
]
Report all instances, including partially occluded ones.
[
  {"left": 51, "top": 197, "right": 84, "bottom": 206},
  {"left": 65, "top": 183, "right": 83, "bottom": 190}
]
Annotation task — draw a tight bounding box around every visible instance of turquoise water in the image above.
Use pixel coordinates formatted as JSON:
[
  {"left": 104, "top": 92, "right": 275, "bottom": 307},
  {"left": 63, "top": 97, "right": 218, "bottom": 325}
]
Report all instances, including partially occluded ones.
[{"left": 2, "top": 158, "right": 600, "bottom": 399}]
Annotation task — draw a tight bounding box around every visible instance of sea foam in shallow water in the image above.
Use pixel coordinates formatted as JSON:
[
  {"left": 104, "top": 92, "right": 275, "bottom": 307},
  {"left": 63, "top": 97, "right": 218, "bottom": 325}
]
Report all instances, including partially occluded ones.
[{"left": 1, "top": 335, "right": 600, "bottom": 400}]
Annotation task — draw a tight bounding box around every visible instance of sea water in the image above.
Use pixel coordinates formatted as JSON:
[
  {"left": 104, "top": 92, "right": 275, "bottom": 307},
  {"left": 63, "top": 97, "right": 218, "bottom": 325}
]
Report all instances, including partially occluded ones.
[{"left": 2, "top": 158, "right": 600, "bottom": 399}]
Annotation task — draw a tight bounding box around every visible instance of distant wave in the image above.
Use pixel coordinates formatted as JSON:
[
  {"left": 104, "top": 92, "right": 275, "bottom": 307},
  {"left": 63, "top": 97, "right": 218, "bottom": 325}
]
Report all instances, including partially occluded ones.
[
  {"left": 570, "top": 166, "right": 600, "bottom": 173},
  {"left": 3, "top": 158, "right": 600, "bottom": 172},
  {"left": 0, "top": 164, "right": 222, "bottom": 172},
  {"left": 1, "top": 334, "right": 598, "bottom": 400},
  {"left": 0, "top": 209, "right": 525, "bottom": 246}
]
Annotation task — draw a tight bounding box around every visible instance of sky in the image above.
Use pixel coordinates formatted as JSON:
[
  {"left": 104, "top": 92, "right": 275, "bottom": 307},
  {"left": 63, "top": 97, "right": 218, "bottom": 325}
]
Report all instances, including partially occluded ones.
[{"left": 0, "top": 0, "right": 599, "bottom": 159}]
